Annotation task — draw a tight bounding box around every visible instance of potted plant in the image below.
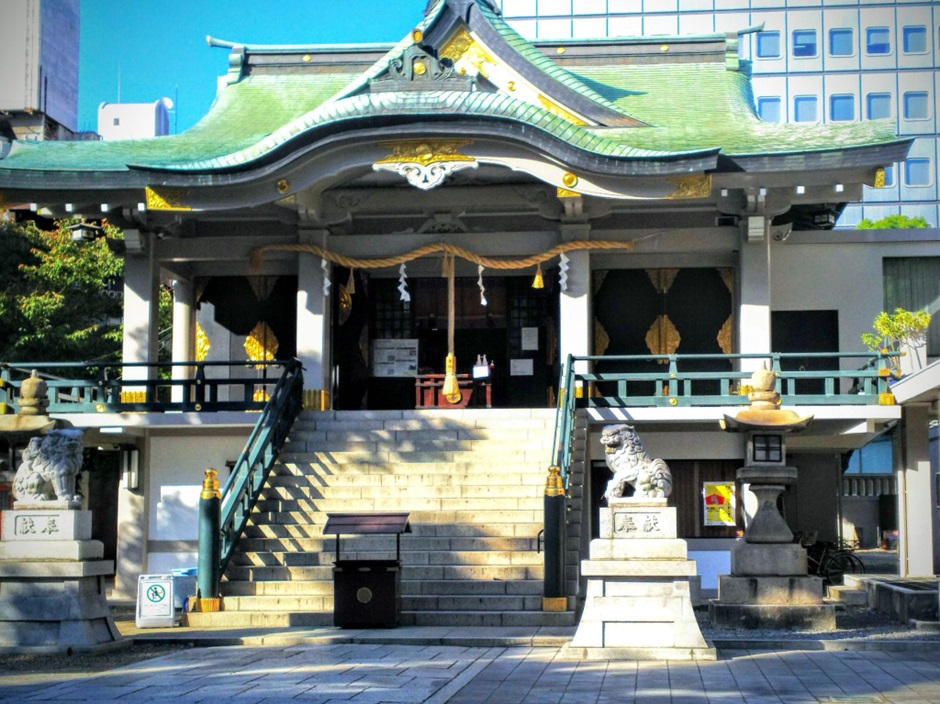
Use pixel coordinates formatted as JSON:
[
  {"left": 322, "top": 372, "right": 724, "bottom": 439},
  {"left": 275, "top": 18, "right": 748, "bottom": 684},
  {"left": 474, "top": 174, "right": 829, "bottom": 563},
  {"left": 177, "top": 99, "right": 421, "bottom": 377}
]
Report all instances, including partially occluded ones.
[{"left": 861, "top": 307, "right": 932, "bottom": 376}]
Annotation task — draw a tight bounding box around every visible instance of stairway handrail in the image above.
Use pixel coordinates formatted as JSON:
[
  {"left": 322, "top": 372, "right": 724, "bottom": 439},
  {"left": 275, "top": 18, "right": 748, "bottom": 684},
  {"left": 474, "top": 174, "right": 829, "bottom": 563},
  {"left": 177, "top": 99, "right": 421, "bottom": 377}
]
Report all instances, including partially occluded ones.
[
  {"left": 550, "top": 354, "right": 578, "bottom": 489},
  {"left": 217, "top": 359, "right": 305, "bottom": 571}
]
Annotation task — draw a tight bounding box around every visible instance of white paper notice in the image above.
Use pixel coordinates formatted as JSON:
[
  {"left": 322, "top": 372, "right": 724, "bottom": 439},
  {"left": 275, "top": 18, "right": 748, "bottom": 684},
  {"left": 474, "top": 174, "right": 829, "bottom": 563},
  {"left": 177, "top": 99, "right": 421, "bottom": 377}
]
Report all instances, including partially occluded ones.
[
  {"left": 521, "top": 327, "right": 539, "bottom": 351},
  {"left": 510, "top": 359, "right": 534, "bottom": 376}
]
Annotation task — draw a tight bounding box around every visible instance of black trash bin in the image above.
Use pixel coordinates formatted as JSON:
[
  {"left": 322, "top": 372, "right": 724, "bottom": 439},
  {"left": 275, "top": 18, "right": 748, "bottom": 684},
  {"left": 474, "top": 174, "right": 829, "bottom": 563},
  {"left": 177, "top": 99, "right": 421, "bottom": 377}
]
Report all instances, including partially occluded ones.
[{"left": 323, "top": 512, "right": 411, "bottom": 629}]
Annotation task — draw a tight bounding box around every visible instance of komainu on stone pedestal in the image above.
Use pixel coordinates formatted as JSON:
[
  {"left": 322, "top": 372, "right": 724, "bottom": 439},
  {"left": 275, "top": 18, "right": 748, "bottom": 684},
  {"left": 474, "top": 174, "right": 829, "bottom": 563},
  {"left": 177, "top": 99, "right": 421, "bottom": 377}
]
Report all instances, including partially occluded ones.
[
  {"left": 601, "top": 424, "right": 673, "bottom": 500},
  {"left": 13, "top": 428, "right": 84, "bottom": 504}
]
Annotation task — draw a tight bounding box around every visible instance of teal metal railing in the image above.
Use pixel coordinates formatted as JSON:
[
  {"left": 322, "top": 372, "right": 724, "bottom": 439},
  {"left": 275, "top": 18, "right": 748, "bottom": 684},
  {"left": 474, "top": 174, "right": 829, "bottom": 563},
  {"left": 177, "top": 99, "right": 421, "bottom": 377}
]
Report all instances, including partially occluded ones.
[
  {"left": 0, "top": 360, "right": 298, "bottom": 414},
  {"left": 550, "top": 351, "right": 899, "bottom": 488},
  {"left": 0, "top": 358, "right": 306, "bottom": 575},
  {"left": 218, "top": 359, "right": 304, "bottom": 570}
]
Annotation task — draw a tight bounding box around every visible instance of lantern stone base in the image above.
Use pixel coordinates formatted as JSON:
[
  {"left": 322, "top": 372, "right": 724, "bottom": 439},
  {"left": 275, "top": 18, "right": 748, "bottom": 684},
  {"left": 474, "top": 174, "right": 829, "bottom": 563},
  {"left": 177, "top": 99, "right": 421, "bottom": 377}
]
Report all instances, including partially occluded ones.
[
  {"left": 710, "top": 541, "right": 835, "bottom": 630},
  {"left": 0, "top": 510, "right": 121, "bottom": 651},
  {"left": 566, "top": 501, "right": 715, "bottom": 661}
]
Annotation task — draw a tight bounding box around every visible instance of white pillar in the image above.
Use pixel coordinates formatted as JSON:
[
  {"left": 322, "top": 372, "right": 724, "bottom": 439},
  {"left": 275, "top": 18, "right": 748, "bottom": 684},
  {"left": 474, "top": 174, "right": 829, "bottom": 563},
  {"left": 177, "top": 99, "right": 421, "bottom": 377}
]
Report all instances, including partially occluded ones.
[
  {"left": 296, "top": 229, "right": 331, "bottom": 407},
  {"left": 738, "top": 218, "right": 772, "bottom": 371},
  {"left": 171, "top": 279, "right": 195, "bottom": 403},
  {"left": 897, "top": 403, "right": 936, "bottom": 576},
  {"left": 122, "top": 235, "right": 160, "bottom": 384},
  {"left": 558, "top": 224, "right": 592, "bottom": 394}
]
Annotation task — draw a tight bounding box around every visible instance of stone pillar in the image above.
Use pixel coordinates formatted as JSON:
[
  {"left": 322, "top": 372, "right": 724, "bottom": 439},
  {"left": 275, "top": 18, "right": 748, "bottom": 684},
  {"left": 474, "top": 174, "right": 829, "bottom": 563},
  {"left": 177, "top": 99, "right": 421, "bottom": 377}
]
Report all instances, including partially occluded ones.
[
  {"left": 898, "top": 403, "right": 936, "bottom": 576},
  {"left": 122, "top": 236, "right": 160, "bottom": 384},
  {"left": 171, "top": 278, "right": 195, "bottom": 404},
  {"left": 296, "top": 229, "right": 331, "bottom": 409},
  {"left": 738, "top": 218, "right": 771, "bottom": 371}
]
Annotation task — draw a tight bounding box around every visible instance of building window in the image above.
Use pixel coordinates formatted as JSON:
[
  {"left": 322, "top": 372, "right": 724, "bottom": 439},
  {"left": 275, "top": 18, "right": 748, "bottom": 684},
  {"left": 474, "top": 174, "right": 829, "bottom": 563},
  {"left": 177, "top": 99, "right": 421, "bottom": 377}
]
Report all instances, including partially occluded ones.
[
  {"left": 902, "top": 26, "right": 927, "bottom": 53},
  {"left": 884, "top": 257, "right": 940, "bottom": 356},
  {"left": 112, "top": 118, "right": 120, "bottom": 126},
  {"left": 756, "top": 31, "right": 781, "bottom": 58},
  {"left": 883, "top": 164, "right": 895, "bottom": 187},
  {"left": 757, "top": 97, "right": 781, "bottom": 122},
  {"left": 792, "top": 29, "right": 817, "bottom": 57},
  {"left": 828, "top": 28, "right": 854, "bottom": 56},
  {"left": 866, "top": 27, "right": 891, "bottom": 55},
  {"left": 903, "top": 92, "right": 929, "bottom": 120},
  {"left": 905, "top": 158, "right": 932, "bottom": 186},
  {"left": 794, "top": 96, "right": 818, "bottom": 122},
  {"left": 830, "top": 94, "right": 855, "bottom": 121},
  {"left": 866, "top": 93, "right": 892, "bottom": 120}
]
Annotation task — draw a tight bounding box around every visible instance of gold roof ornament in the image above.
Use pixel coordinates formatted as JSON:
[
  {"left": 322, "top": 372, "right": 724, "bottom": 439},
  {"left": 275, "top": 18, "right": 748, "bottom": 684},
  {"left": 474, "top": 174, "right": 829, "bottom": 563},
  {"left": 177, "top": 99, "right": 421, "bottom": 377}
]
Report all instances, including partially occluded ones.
[
  {"left": 373, "top": 140, "right": 478, "bottom": 190},
  {"left": 720, "top": 363, "right": 813, "bottom": 431}
]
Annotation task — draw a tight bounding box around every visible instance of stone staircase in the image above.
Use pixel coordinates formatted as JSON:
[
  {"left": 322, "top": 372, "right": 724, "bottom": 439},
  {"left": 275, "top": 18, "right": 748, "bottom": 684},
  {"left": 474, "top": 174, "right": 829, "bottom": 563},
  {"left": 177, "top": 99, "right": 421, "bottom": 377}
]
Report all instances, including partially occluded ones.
[{"left": 186, "top": 408, "right": 578, "bottom": 628}]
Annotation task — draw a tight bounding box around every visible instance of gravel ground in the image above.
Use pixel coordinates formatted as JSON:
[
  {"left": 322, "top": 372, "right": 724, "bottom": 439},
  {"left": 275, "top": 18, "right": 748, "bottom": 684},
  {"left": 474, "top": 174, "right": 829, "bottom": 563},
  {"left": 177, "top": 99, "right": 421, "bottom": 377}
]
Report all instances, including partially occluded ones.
[{"left": 698, "top": 605, "right": 940, "bottom": 641}]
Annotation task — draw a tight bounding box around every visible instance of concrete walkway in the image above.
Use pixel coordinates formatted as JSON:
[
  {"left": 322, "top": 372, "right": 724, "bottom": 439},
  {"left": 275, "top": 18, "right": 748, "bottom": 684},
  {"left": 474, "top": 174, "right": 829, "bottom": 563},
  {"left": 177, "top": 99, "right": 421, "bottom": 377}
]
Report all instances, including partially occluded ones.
[{"left": 3, "top": 642, "right": 940, "bottom": 703}]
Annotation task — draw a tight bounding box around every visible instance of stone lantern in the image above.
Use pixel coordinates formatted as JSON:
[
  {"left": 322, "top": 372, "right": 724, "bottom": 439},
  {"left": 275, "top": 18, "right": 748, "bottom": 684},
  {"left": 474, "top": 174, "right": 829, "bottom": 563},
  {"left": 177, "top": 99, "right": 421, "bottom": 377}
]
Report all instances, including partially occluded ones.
[{"left": 710, "top": 364, "right": 835, "bottom": 630}]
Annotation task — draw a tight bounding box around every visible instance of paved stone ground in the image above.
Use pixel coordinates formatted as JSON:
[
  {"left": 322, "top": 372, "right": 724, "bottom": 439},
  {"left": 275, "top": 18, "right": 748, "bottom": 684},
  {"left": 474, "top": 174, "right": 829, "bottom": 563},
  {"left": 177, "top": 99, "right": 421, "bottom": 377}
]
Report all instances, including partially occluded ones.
[{"left": 2, "top": 644, "right": 940, "bottom": 703}]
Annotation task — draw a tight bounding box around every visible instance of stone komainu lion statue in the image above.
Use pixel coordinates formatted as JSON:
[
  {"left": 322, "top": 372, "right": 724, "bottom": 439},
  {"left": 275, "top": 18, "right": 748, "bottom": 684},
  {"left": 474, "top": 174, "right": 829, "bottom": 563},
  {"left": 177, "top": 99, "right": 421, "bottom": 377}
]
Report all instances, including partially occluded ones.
[
  {"left": 13, "top": 429, "right": 84, "bottom": 503},
  {"left": 601, "top": 423, "right": 673, "bottom": 500}
]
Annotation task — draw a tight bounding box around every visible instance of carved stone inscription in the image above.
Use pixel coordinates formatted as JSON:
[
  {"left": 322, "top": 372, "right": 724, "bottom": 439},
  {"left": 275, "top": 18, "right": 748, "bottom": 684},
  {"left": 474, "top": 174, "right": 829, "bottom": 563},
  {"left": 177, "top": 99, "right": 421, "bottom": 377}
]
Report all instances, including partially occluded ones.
[{"left": 614, "top": 512, "right": 662, "bottom": 536}]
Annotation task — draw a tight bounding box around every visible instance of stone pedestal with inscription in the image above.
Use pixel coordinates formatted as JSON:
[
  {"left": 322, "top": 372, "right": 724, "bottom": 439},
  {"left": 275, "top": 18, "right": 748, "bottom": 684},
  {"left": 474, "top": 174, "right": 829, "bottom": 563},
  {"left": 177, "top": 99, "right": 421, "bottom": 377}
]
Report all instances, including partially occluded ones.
[
  {"left": 0, "top": 507, "right": 120, "bottom": 651},
  {"left": 566, "top": 499, "right": 715, "bottom": 660}
]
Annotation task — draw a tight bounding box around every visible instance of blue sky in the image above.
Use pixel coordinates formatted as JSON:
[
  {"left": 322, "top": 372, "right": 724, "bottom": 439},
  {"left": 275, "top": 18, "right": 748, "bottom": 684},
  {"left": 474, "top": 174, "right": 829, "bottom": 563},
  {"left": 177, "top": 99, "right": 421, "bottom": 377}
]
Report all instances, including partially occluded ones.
[{"left": 79, "top": 0, "right": 429, "bottom": 133}]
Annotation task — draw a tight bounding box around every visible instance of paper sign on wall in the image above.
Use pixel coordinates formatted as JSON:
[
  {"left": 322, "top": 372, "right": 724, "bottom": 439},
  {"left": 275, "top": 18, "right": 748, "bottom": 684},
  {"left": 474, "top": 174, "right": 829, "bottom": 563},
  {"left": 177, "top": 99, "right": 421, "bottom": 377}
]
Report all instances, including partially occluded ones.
[
  {"left": 372, "top": 339, "right": 419, "bottom": 377},
  {"left": 521, "top": 327, "right": 539, "bottom": 351},
  {"left": 510, "top": 359, "right": 534, "bottom": 376},
  {"left": 702, "top": 482, "right": 736, "bottom": 527}
]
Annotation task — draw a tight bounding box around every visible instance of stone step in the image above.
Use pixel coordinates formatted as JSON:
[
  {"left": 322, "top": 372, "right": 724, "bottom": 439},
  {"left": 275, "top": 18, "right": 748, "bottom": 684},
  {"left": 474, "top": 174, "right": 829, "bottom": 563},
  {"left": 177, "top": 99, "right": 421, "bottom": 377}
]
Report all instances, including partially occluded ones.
[
  {"left": 250, "top": 497, "right": 544, "bottom": 514},
  {"left": 277, "top": 460, "right": 547, "bottom": 474},
  {"left": 287, "top": 428, "right": 554, "bottom": 444},
  {"left": 400, "top": 610, "right": 576, "bottom": 628},
  {"left": 184, "top": 610, "right": 333, "bottom": 629},
  {"left": 246, "top": 508, "right": 543, "bottom": 526},
  {"left": 402, "top": 595, "right": 540, "bottom": 612},
  {"left": 825, "top": 585, "right": 869, "bottom": 606},
  {"left": 279, "top": 451, "right": 547, "bottom": 465},
  {"left": 221, "top": 595, "right": 332, "bottom": 612},
  {"left": 220, "top": 577, "right": 545, "bottom": 598},
  {"left": 236, "top": 535, "right": 539, "bottom": 554},
  {"left": 266, "top": 472, "right": 544, "bottom": 488},
  {"left": 283, "top": 437, "right": 551, "bottom": 453},
  {"left": 225, "top": 563, "right": 544, "bottom": 582},
  {"left": 240, "top": 521, "right": 542, "bottom": 540},
  {"left": 258, "top": 484, "right": 543, "bottom": 500},
  {"left": 232, "top": 549, "right": 543, "bottom": 568}
]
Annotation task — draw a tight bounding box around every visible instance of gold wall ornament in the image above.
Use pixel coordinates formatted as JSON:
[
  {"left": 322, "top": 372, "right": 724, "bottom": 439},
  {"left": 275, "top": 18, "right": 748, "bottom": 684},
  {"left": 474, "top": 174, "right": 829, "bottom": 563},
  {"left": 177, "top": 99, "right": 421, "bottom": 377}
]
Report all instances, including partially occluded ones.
[
  {"left": 195, "top": 322, "right": 211, "bottom": 362},
  {"left": 244, "top": 321, "right": 279, "bottom": 369},
  {"left": 666, "top": 174, "right": 713, "bottom": 199},
  {"left": 594, "top": 319, "right": 610, "bottom": 356},
  {"left": 874, "top": 168, "right": 886, "bottom": 188},
  {"left": 338, "top": 284, "right": 353, "bottom": 325},
  {"left": 537, "top": 95, "right": 587, "bottom": 126},
  {"left": 253, "top": 388, "right": 271, "bottom": 403},
  {"left": 275, "top": 179, "right": 291, "bottom": 194},
  {"left": 145, "top": 186, "right": 191, "bottom": 211},
  {"left": 440, "top": 27, "right": 496, "bottom": 75},
  {"left": 373, "top": 140, "right": 478, "bottom": 190},
  {"left": 645, "top": 314, "right": 681, "bottom": 356},
  {"left": 718, "top": 267, "right": 734, "bottom": 294},
  {"left": 556, "top": 187, "right": 580, "bottom": 198},
  {"left": 562, "top": 172, "right": 579, "bottom": 188},
  {"left": 646, "top": 268, "right": 679, "bottom": 295},
  {"left": 717, "top": 315, "right": 734, "bottom": 355}
]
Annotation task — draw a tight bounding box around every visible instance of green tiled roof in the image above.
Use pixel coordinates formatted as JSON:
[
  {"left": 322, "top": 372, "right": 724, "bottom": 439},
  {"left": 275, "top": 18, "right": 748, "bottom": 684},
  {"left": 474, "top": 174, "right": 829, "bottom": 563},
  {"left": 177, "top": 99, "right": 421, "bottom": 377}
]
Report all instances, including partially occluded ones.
[
  {"left": 3, "top": 73, "right": 356, "bottom": 172},
  {"left": 0, "top": 0, "right": 901, "bottom": 179},
  {"left": 474, "top": 2, "right": 639, "bottom": 123},
  {"left": 575, "top": 62, "right": 899, "bottom": 155}
]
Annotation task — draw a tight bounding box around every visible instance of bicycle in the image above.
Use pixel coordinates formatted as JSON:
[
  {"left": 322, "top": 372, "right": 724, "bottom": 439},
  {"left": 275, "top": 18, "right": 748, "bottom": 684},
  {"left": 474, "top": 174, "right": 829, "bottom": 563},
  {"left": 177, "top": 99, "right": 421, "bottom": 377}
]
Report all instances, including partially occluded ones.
[{"left": 795, "top": 532, "right": 865, "bottom": 585}]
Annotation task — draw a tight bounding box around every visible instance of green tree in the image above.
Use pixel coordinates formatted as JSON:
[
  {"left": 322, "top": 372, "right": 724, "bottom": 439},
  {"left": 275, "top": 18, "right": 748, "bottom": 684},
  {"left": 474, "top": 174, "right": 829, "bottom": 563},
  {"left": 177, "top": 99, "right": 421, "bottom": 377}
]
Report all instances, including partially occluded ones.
[
  {"left": 856, "top": 214, "right": 931, "bottom": 229},
  {"left": 0, "top": 216, "right": 124, "bottom": 362}
]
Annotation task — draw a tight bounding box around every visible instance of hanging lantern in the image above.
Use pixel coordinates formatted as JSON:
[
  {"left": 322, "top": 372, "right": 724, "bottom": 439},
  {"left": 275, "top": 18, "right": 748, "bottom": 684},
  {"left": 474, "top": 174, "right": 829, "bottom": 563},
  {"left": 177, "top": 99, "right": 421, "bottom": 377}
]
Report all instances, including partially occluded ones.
[
  {"left": 321, "top": 258, "right": 332, "bottom": 297},
  {"left": 559, "top": 252, "right": 569, "bottom": 292},
  {"left": 477, "top": 264, "right": 487, "bottom": 306},
  {"left": 398, "top": 262, "right": 411, "bottom": 302},
  {"left": 532, "top": 262, "right": 544, "bottom": 289}
]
